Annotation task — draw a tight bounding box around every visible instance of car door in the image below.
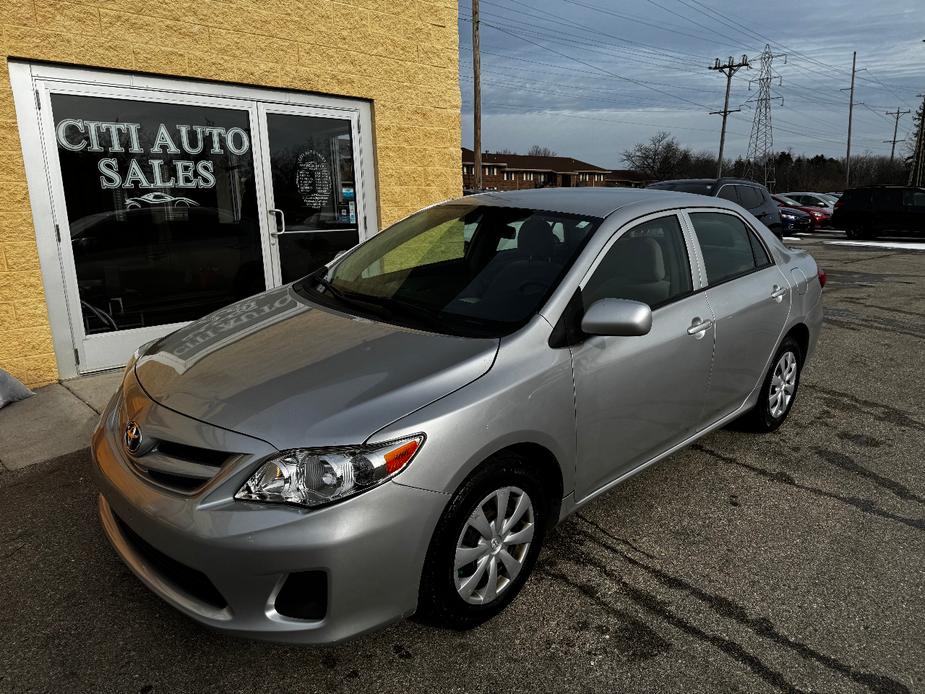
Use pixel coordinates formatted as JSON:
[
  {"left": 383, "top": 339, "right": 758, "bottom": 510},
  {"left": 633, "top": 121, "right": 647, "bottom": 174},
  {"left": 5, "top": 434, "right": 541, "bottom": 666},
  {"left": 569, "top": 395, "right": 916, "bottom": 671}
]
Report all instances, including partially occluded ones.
[
  {"left": 571, "top": 213, "right": 715, "bottom": 501},
  {"left": 874, "top": 188, "right": 905, "bottom": 233},
  {"left": 687, "top": 210, "right": 791, "bottom": 422},
  {"left": 903, "top": 189, "right": 925, "bottom": 233}
]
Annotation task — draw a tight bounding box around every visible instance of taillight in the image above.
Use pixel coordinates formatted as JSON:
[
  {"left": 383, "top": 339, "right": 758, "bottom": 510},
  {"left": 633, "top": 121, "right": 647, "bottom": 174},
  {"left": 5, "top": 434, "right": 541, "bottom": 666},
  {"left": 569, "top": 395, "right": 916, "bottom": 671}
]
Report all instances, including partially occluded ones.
[
  {"left": 818, "top": 268, "right": 827, "bottom": 288},
  {"left": 834, "top": 199, "right": 844, "bottom": 208}
]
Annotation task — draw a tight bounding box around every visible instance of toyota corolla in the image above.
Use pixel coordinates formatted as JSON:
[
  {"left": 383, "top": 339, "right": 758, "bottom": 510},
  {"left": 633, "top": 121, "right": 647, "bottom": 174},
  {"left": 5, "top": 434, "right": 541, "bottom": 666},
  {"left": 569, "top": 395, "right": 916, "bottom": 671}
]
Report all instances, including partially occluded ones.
[{"left": 92, "top": 188, "right": 824, "bottom": 643}]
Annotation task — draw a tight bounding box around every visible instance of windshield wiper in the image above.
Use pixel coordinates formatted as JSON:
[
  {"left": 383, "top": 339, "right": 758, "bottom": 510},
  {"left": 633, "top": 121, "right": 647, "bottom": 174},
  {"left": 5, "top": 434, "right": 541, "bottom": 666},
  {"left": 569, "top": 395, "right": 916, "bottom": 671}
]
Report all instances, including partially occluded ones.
[{"left": 310, "top": 273, "right": 392, "bottom": 319}]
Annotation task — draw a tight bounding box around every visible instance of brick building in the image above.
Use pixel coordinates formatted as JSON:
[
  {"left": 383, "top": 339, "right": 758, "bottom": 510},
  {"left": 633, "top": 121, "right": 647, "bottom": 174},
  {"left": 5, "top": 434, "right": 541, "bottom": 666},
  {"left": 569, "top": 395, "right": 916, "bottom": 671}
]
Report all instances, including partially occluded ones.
[
  {"left": 462, "top": 147, "right": 621, "bottom": 191},
  {"left": 0, "top": 0, "right": 461, "bottom": 387}
]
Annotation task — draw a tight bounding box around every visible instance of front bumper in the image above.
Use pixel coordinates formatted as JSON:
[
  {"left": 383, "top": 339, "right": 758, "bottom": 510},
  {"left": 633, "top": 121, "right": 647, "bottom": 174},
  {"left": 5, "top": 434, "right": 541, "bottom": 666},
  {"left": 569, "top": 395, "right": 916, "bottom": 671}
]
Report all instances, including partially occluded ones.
[{"left": 92, "top": 372, "right": 449, "bottom": 643}]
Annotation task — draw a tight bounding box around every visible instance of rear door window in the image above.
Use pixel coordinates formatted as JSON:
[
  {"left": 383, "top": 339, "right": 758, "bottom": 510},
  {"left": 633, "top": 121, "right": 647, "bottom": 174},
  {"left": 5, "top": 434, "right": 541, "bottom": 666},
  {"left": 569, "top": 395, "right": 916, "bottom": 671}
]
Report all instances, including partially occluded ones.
[
  {"left": 690, "top": 212, "right": 770, "bottom": 285},
  {"left": 873, "top": 189, "right": 903, "bottom": 211},
  {"left": 716, "top": 185, "right": 739, "bottom": 203},
  {"left": 737, "top": 186, "right": 763, "bottom": 210}
]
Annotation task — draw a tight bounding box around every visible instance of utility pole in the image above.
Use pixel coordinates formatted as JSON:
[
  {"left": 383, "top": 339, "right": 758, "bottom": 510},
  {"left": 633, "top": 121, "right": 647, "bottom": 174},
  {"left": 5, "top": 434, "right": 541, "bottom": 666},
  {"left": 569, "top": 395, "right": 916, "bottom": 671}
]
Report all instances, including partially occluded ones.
[
  {"left": 709, "top": 55, "right": 750, "bottom": 177},
  {"left": 471, "top": 0, "right": 482, "bottom": 191},
  {"left": 844, "top": 51, "right": 857, "bottom": 187},
  {"left": 884, "top": 108, "right": 910, "bottom": 163},
  {"left": 910, "top": 94, "right": 925, "bottom": 187}
]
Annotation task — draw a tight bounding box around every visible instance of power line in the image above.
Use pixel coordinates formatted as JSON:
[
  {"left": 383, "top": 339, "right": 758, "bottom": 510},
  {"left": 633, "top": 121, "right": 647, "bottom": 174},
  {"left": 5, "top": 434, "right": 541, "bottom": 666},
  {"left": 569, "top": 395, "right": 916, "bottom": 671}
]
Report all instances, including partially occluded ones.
[{"left": 470, "top": 18, "right": 714, "bottom": 110}]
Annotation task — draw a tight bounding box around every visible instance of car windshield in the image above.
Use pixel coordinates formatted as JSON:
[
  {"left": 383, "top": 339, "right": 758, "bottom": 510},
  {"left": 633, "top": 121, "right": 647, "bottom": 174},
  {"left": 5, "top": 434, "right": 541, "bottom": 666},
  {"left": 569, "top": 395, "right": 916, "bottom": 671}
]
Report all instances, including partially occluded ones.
[{"left": 295, "top": 203, "right": 601, "bottom": 337}]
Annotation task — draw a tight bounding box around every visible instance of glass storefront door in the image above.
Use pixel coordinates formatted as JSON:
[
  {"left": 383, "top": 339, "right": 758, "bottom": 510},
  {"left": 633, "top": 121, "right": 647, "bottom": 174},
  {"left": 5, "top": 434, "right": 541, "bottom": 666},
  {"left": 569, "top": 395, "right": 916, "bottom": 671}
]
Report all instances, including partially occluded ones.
[
  {"left": 257, "top": 105, "right": 362, "bottom": 284},
  {"left": 35, "top": 79, "right": 371, "bottom": 374}
]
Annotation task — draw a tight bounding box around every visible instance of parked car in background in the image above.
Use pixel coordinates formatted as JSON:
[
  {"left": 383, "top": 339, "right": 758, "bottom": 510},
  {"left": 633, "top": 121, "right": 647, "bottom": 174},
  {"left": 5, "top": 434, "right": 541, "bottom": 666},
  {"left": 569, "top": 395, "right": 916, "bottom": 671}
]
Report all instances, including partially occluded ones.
[
  {"left": 93, "top": 188, "right": 822, "bottom": 643},
  {"left": 827, "top": 192, "right": 843, "bottom": 199},
  {"left": 779, "top": 206, "right": 814, "bottom": 235},
  {"left": 783, "top": 192, "right": 836, "bottom": 211},
  {"left": 832, "top": 186, "right": 925, "bottom": 239},
  {"left": 647, "top": 178, "right": 782, "bottom": 236},
  {"left": 772, "top": 194, "right": 831, "bottom": 228}
]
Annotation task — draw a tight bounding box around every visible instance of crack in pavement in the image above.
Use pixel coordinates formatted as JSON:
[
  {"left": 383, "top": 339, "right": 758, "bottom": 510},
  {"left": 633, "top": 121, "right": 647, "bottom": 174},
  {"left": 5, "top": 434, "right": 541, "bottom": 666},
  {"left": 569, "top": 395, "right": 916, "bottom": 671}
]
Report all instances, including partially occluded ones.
[
  {"left": 805, "top": 385, "right": 925, "bottom": 434},
  {"left": 841, "top": 298, "right": 925, "bottom": 319},
  {"left": 693, "top": 444, "right": 925, "bottom": 531},
  {"left": 823, "top": 316, "right": 925, "bottom": 340},
  {"left": 58, "top": 380, "right": 102, "bottom": 416},
  {"left": 544, "top": 554, "right": 807, "bottom": 693},
  {"left": 813, "top": 448, "right": 924, "bottom": 505},
  {"left": 572, "top": 515, "right": 910, "bottom": 694},
  {"left": 541, "top": 563, "right": 806, "bottom": 693}
]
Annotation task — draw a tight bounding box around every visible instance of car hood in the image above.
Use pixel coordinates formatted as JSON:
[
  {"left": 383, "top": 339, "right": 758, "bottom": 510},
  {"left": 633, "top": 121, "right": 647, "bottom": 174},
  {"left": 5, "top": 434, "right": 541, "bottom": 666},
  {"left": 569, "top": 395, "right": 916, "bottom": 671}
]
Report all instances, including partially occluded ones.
[{"left": 133, "top": 286, "right": 499, "bottom": 450}]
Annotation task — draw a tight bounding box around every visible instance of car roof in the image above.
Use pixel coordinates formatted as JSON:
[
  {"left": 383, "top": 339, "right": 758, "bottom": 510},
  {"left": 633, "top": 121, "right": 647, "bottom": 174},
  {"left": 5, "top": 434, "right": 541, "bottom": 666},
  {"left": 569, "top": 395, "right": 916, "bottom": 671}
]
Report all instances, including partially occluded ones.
[
  {"left": 454, "top": 186, "right": 743, "bottom": 219},
  {"left": 653, "top": 177, "right": 761, "bottom": 186}
]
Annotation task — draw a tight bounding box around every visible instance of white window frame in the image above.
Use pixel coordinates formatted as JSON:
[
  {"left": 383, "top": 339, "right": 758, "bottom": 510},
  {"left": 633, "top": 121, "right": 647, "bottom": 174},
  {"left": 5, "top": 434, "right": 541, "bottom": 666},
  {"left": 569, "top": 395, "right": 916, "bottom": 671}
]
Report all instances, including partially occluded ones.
[{"left": 9, "top": 61, "right": 378, "bottom": 378}]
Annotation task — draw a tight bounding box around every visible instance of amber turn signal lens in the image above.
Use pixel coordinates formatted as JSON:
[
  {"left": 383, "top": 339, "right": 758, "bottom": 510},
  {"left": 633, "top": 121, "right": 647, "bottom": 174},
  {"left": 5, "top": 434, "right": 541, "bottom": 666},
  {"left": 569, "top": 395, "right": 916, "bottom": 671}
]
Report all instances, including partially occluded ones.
[{"left": 384, "top": 440, "right": 421, "bottom": 474}]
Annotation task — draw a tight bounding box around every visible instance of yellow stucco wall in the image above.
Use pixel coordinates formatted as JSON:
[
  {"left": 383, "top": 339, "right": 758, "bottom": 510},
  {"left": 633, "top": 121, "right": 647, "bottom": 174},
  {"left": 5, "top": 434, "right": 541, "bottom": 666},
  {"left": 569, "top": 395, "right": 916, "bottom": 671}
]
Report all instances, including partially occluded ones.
[{"left": 0, "top": 0, "right": 462, "bottom": 388}]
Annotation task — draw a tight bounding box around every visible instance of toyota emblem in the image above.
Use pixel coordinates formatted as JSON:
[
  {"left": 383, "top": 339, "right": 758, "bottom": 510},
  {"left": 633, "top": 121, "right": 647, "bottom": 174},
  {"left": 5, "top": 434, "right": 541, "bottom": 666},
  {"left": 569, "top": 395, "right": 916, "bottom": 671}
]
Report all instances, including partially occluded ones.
[{"left": 124, "top": 420, "right": 143, "bottom": 454}]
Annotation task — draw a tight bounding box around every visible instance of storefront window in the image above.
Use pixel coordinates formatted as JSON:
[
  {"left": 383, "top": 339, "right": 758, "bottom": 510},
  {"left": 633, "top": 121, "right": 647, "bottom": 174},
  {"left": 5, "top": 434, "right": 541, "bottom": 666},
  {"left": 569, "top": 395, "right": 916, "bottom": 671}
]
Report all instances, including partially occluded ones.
[{"left": 51, "top": 94, "right": 264, "bottom": 334}]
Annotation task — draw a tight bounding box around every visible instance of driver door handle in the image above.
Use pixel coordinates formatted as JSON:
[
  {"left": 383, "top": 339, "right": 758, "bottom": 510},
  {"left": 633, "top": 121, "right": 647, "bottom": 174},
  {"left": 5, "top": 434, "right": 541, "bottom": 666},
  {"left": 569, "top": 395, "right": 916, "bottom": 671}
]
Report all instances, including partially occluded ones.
[
  {"left": 687, "top": 317, "right": 713, "bottom": 338},
  {"left": 771, "top": 285, "right": 787, "bottom": 302}
]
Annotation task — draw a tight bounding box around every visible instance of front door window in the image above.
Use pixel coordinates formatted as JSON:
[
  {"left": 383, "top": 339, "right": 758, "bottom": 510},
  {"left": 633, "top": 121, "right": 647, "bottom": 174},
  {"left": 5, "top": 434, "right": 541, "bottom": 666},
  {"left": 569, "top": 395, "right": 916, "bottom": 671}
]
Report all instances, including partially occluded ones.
[{"left": 51, "top": 94, "right": 264, "bottom": 335}]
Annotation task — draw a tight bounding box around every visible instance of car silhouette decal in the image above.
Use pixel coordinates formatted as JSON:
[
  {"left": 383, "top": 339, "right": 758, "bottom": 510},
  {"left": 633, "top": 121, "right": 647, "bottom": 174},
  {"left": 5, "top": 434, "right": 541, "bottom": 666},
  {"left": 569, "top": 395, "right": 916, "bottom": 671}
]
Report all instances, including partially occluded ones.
[{"left": 125, "top": 192, "right": 199, "bottom": 209}]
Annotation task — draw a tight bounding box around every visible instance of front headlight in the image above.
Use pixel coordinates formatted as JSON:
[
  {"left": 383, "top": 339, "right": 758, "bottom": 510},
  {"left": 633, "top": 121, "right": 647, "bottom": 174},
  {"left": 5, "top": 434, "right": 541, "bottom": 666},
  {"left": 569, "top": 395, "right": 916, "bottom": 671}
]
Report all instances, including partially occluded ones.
[
  {"left": 235, "top": 434, "right": 424, "bottom": 508},
  {"left": 781, "top": 213, "right": 797, "bottom": 221}
]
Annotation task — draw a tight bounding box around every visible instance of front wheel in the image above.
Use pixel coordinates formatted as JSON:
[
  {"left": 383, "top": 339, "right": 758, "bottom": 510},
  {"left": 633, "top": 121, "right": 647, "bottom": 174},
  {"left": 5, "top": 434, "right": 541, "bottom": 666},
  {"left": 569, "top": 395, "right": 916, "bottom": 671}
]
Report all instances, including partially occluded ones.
[
  {"left": 416, "top": 453, "right": 548, "bottom": 629},
  {"left": 742, "top": 337, "right": 803, "bottom": 432}
]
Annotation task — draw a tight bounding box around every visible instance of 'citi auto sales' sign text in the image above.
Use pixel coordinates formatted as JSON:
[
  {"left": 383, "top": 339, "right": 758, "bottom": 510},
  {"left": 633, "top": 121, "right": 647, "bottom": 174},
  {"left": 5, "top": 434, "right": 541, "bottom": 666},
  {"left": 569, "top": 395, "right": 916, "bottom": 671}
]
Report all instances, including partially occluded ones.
[{"left": 55, "top": 119, "right": 251, "bottom": 190}]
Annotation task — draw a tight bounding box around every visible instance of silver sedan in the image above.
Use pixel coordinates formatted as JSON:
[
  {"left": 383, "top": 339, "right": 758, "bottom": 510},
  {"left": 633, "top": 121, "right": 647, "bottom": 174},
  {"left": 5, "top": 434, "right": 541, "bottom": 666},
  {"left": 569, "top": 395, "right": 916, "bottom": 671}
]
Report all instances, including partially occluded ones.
[{"left": 92, "top": 188, "right": 824, "bottom": 643}]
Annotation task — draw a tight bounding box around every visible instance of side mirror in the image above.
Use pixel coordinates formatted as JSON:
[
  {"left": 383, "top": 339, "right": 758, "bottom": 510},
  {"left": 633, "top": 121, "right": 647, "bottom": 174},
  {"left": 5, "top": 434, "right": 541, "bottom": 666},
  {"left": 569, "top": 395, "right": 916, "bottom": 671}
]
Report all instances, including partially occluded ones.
[{"left": 581, "top": 298, "right": 652, "bottom": 337}]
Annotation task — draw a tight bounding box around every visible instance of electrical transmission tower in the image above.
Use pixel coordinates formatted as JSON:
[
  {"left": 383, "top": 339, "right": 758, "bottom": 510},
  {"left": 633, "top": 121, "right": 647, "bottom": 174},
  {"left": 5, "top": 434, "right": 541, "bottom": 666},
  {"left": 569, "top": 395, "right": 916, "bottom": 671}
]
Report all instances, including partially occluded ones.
[{"left": 744, "top": 45, "right": 784, "bottom": 189}]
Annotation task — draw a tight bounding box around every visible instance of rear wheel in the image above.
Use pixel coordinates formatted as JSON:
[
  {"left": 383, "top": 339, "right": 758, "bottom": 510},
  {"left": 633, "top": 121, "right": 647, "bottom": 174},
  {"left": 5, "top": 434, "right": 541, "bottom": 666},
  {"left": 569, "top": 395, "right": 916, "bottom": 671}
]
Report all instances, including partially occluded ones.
[
  {"left": 742, "top": 336, "right": 802, "bottom": 433},
  {"left": 416, "top": 453, "right": 548, "bottom": 629}
]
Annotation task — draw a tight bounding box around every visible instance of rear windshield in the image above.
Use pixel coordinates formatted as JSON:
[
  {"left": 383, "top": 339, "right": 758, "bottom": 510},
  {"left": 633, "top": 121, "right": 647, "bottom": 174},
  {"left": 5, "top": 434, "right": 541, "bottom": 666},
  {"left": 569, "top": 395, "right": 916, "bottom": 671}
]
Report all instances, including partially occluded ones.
[{"left": 296, "top": 203, "right": 602, "bottom": 337}]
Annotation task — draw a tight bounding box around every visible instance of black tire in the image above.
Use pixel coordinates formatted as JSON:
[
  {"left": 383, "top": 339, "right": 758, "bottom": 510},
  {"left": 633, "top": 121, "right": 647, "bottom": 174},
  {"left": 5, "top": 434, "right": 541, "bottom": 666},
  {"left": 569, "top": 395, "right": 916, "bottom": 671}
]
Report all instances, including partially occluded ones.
[
  {"left": 742, "top": 336, "right": 803, "bottom": 433},
  {"left": 415, "top": 452, "right": 549, "bottom": 630}
]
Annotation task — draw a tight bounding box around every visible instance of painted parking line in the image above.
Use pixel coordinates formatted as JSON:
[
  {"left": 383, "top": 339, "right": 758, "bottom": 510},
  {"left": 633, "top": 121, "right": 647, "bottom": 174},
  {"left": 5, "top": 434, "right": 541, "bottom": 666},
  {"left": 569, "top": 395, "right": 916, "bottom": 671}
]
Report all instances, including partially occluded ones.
[{"left": 825, "top": 240, "right": 925, "bottom": 251}]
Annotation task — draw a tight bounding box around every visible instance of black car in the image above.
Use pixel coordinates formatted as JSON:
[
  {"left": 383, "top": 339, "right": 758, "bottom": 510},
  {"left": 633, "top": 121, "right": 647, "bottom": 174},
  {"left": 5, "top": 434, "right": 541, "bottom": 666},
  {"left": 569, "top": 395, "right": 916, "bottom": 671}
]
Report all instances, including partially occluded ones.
[
  {"left": 779, "top": 206, "right": 813, "bottom": 235},
  {"left": 831, "top": 186, "right": 925, "bottom": 239},
  {"left": 647, "top": 178, "right": 782, "bottom": 236}
]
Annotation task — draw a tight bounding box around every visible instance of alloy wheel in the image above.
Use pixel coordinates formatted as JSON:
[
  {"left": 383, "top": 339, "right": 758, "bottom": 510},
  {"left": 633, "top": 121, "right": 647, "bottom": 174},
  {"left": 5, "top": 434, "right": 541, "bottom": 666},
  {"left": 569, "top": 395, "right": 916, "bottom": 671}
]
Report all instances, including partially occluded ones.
[
  {"left": 769, "top": 350, "right": 798, "bottom": 418},
  {"left": 454, "top": 486, "right": 535, "bottom": 605}
]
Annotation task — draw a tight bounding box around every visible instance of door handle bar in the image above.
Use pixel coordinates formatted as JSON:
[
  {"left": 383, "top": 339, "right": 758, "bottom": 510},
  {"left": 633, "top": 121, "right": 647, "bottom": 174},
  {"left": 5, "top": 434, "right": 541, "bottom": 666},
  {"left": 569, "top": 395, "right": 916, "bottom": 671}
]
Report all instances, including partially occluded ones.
[
  {"left": 269, "top": 208, "right": 286, "bottom": 236},
  {"left": 687, "top": 319, "right": 713, "bottom": 335},
  {"left": 771, "top": 285, "right": 787, "bottom": 300}
]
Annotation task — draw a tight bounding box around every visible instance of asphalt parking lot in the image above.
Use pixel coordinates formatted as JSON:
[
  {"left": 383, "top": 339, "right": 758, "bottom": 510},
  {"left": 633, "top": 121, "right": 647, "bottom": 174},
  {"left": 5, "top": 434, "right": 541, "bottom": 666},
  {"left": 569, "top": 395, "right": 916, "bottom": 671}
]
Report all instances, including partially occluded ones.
[{"left": 1, "top": 232, "right": 923, "bottom": 694}]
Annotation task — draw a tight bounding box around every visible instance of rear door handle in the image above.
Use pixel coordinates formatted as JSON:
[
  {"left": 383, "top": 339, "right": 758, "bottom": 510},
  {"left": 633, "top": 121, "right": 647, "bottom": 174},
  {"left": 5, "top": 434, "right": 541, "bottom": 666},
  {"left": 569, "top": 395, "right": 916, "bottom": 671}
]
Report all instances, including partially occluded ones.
[
  {"left": 771, "top": 285, "right": 787, "bottom": 302},
  {"left": 687, "top": 318, "right": 713, "bottom": 338}
]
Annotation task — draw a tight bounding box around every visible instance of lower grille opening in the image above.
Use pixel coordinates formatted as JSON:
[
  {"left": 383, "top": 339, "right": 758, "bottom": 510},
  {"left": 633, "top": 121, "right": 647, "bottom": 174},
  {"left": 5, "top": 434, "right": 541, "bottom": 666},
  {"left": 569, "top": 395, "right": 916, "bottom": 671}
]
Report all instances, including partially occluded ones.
[
  {"left": 114, "top": 513, "right": 227, "bottom": 610},
  {"left": 275, "top": 571, "right": 327, "bottom": 620}
]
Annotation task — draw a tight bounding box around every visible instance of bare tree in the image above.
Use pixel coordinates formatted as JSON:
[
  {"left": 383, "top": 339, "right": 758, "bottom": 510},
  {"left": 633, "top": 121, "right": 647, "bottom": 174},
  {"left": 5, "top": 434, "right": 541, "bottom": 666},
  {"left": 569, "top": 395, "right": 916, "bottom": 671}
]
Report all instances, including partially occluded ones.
[
  {"left": 527, "top": 145, "right": 558, "bottom": 157},
  {"left": 621, "top": 131, "right": 688, "bottom": 181}
]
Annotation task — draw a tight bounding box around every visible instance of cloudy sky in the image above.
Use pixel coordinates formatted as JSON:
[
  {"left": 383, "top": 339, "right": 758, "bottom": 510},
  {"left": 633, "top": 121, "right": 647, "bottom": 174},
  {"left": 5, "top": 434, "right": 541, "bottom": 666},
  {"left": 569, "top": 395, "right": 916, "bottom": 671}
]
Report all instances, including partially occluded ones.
[{"left": 458, "top": 0, "right": 923, "bottom": 168}]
